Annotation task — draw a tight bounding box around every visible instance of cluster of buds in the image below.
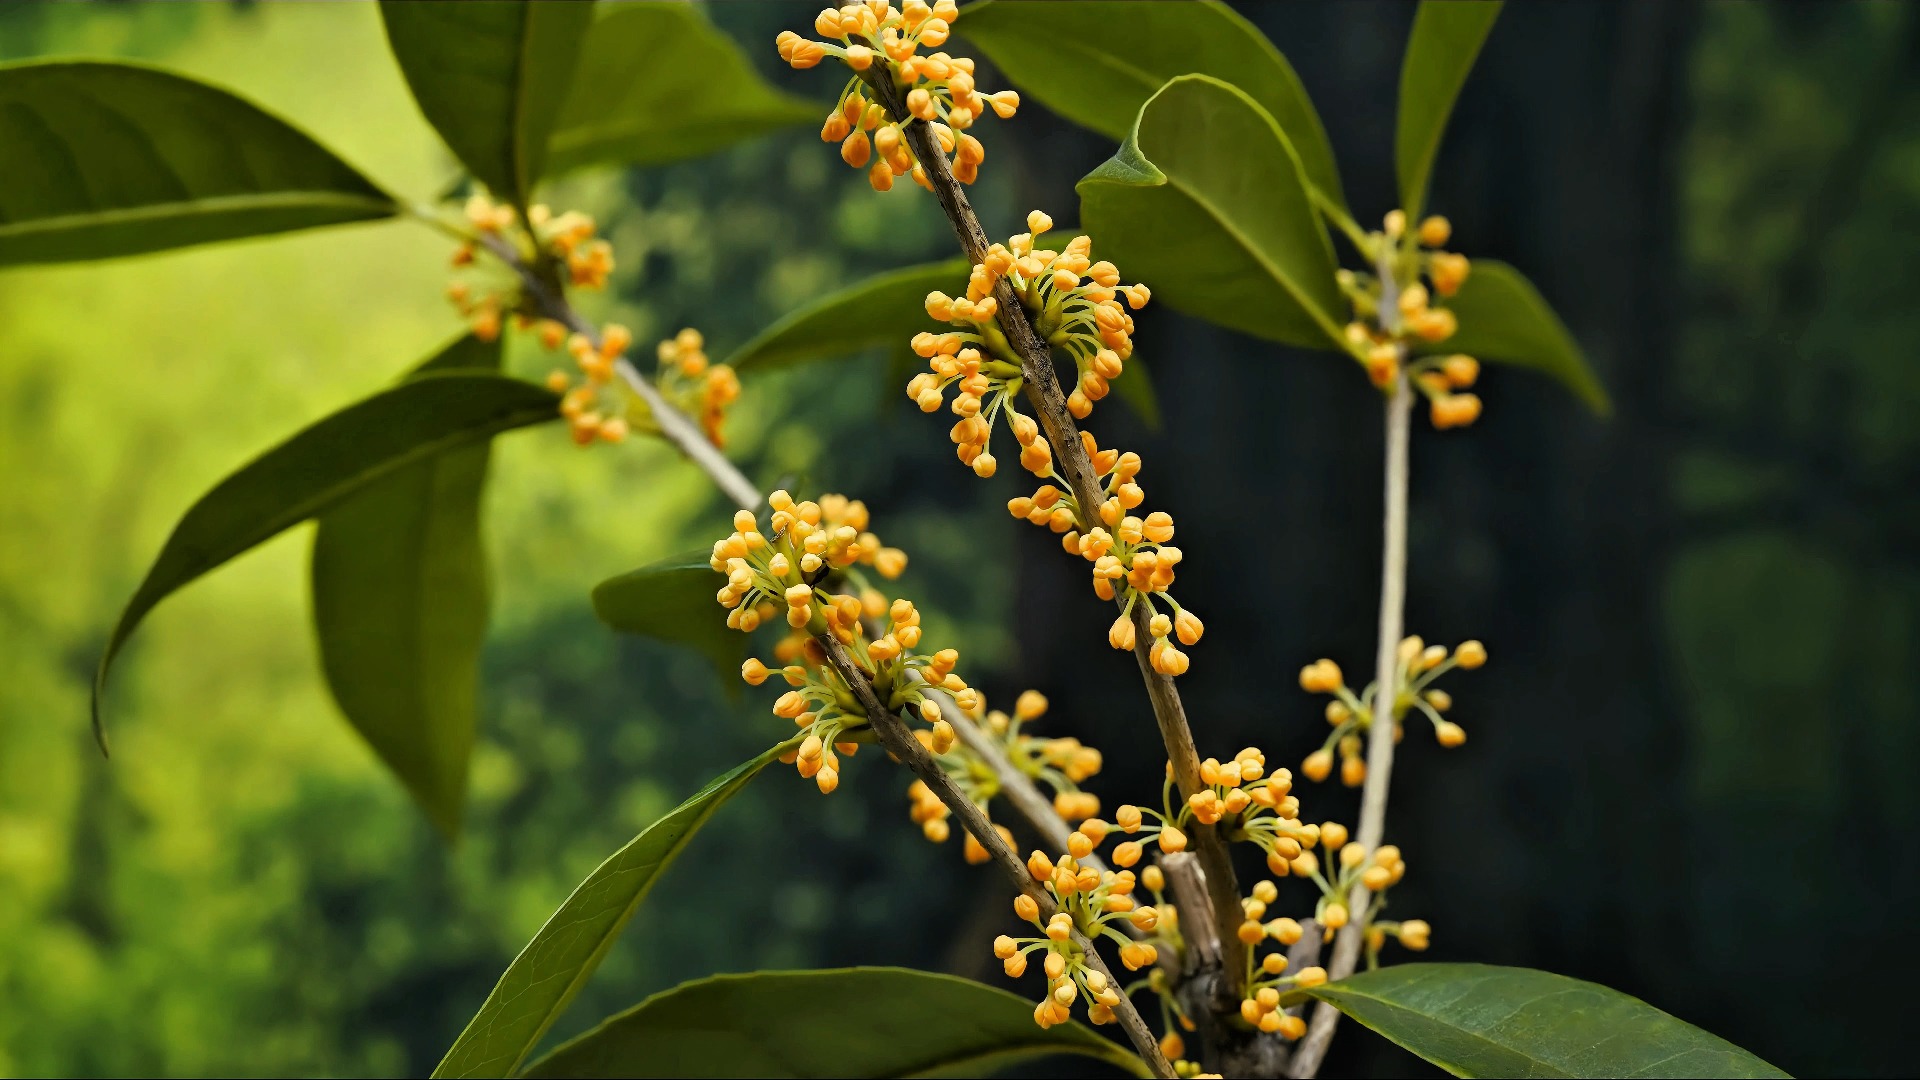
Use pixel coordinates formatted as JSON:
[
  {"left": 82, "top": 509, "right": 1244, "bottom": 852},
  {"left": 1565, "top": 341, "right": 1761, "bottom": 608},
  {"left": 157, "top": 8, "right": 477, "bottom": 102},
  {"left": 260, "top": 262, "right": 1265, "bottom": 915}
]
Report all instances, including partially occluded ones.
[
  {"left": 649, "top": 328, "right": 741, "bottom": 447},
  {"left": 1338, "top": 211, "right": 1482, "bottom": 428},
  {"left": 1053, "top": 431, "right": 1200, "bottom": 676},
  {"left": 914, "top": 689, "right": 1107, "bottom": 861},
  {"left": 546, "top": 323, "right": 635, "bottom": 446},
  {"left": 783, "top": 1, "right": 1019, "bottom": 191},
  {"left": 1300, "top": 637, "right": 1486, "bottom": 786},
  {"left": 995, "top": 845, "right": 1160, "bottom": 1029},
  {"left": 1231, "top": 879, "right": 1324, "bottom": 1039},
  {"left": 1281, "top": 823, "right": 1430, "bottom": 965},
  {"left": 446, "top": 198, "right": 616, "bottom": 343},
  {"left": 711, "top": 490, "right": 908, "bottom": 633},
  {"left": 1112, "top": 749, "right": 1318, "bottom": 875}
]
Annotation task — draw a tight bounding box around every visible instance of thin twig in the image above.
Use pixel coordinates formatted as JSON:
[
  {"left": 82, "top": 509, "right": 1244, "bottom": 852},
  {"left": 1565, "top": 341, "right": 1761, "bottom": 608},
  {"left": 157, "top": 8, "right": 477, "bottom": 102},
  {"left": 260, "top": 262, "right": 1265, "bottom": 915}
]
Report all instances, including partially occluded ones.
[
  {"left": 855, "top": 61, "right": 1248, "bottom": 997},
  {"left": 815, "top": 633, "right": 1176, "bottom": 1079},
  {"left": 1291, "top": 302, "right": 1414, "bottom": 1077}
]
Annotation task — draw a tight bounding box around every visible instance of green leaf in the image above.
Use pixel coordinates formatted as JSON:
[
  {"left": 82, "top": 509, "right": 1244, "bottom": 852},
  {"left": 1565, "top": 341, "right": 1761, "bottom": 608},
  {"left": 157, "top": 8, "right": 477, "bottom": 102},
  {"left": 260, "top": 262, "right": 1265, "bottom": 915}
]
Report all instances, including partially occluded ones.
[
  {"left": 1305, "top": 963, "right": 1790, "bottom": 1079},
  {"left": 309, "top": 335, "right": 503, "bottom": 839},
  {"left": 590, "top": 555, "right": 745, "bottom": 683},
  {"left": 1109, "top": 357, "right": 1162, "bottom": 431},
  {"left": 1396, "top": 0, "right": 1502, "bottom": 220},
  {"left": 726, "top": 259, "right": 971, "bottom": 372},
  {"left": 520, "top": 967, "right": 1150, "bottom": 1079},
  {"left": 1425, "top": 259, "right": 1608, "bottom": 414},
  {"left": 0, "top": 59, "right": 395, "bottom": 266},
  {"left": 544, "top": 2, "right": 818, "bottom": 176},
  {"left": 1078, "top": 74, "right": 1345, "bottom": 351},
  {"left": 380, "top": 0, "right": 595, "bottom": 207},
  {"left": 961, "top": 0, "right": 1347, "bottom": 214},
  {"left": 432, "top": 741, "right": 795, "bottom": 1079},
  {"left": 93, "top": 372, "right": 561, "bottom": 752}
]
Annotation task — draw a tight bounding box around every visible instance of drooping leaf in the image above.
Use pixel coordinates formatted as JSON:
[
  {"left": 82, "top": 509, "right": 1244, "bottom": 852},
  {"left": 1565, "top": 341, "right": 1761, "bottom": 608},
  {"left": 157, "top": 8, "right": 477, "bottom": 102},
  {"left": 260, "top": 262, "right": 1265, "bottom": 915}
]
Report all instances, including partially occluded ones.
[
  {"left": 380, "top": 0, "right": 595, "bottom": 207},
  {"left": 309, "top": 335, "right": 503, "bottom": 839},
  {"left": 0, "top": 59, "right": 395, "bottom": 266},
  {"left": 726, "top": 259, "right": 971, "bottom": 372},
  {"left": 1305, "top": 963, "right": 1790, "bottom": 1079},
  {"left": 1078, "top": 74, "right": 1345, "bottom": 351},
  {"left": 93, "top": 373, "right": 561, "bottom": 751},
  {"left": 544, "top": 2, "right": 818, "bottom": 177},
  {"left": 590, "top": 555, "right": 745, "bottom": 682},
  {"left": 1425, "top": 259, "right": 1608, "bottom": 413},
  {"left": 432, "top": 741, "right": 796, "bottom": 1079},
  {"left": 520, "top": 967, "right": 1150, "bottom": 1079},
  {"left": 960, "top": 0, "right": 1347, "bottom": 214},
  {"left": 1396, "top": 0, "right": 1502, "bottom": 221}
]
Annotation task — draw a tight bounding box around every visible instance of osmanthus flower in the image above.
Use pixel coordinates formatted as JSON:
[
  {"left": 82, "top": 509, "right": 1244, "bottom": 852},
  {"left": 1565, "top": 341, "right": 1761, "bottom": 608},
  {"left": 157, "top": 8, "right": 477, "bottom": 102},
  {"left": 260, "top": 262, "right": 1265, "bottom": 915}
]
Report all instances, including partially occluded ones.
[
  {"left": 446, "top": 196, "right": 617, "bottom": 344},
  {"left": 1299, "top": 637, "right": 1487, "bottom": 786},
  {"left": 779, "top": 1, "right": 1020, "bottom": 191},
  {"left": 993, "top": 844, "right": 1161, "bottom": 1029},
  {"left": 1111, "top": 748, "right": 1321, "bottom": 876},
  {"left": 714, "top": 492, "right": 944, "bottom": 792},
  {"left": 907, "top": 212, "right": 1149, "bottom": 462},
  {"left": 545, "top": 328, "right": 744, "bottom": 450},
  {"left": 911, "top": 689, "right": 1109, "bottom": 862},
  {"left": 1275, "top": 823, "right": 1431, "bottom": 967},
  {"left": 1336, "top": 211, "right": 1485, "bottom": 429},
  {"left": 1222, "top": 879, "right": 1324, "bottom": 1039}
]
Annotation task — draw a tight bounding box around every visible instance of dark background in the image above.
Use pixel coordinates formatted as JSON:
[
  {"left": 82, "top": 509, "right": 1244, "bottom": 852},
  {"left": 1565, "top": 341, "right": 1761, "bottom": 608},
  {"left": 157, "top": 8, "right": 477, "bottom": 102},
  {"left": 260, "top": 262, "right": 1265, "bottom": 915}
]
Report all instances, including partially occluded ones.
[{"left": 3, "top": 2, "right": 1914, "bottom": 1076}]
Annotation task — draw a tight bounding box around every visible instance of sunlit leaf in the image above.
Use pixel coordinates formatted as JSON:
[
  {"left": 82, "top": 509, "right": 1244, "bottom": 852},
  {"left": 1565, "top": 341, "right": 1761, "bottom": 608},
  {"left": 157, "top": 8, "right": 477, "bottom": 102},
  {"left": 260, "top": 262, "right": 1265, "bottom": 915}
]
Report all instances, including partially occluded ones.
[
  {"left": 1425, "top": 259, "right": 1608, "bottom": 413},
  {"left": 545, "top": 2, "right": 818, "bottom": 176},
  {"left": 960, "top": 0, "right": 1347, "bottom": 214},
  {"left": 726, "top": 259, "right": 971, "bottom": 372},
  {"left": 1306, "top": 963, "right": 1790, "bottom": 1079},
  {"left": 0, "top": 59, "right": 395, "bottom": 265},
  {"left": 1396, "top": 0, "right": 1502, "bottom": 220},
  {"left": 432, "top": 741, "right": 796, "bottom": 1078},
  {"left": 590, "top": 554, "right": 744, "bottom": 682},
  {"left": 93, "top": 373, "right": 560, "bottom": 751},
  {"left": 521, "top": 967, "right": 1150, "bottom": 1079},
  {"left": 380, "top": 0, "right": 595, "bottom": 206},
  {"left": 309, "top": 334, "right": 503, "bottom": 839},
  {"left": 1078, "top": 74, "right": 1345, "bottom": 351}
]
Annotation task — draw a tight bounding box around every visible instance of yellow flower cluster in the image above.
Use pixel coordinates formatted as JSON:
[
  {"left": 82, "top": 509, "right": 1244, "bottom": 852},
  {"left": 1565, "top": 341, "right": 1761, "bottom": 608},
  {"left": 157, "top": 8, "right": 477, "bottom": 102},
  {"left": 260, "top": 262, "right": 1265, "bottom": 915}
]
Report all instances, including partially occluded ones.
[
  {"left": 1228, "top": 879, "right": 1322, "bottom": 1039},
  {"left": 446, "top": 197, "right": 616, "bottom": 342},
  {"left": 781, "top": 1, "right": 1019, "bottom": 190},
  {"left": 908, "top": 213, "right": 1147, "bottom": 441},
  {"left": 1299, "top": 637, "right": 1487, "bottom": 786},
  {"left": 995, "top": 844, "right": 1160, "bottom": 1028},
  {"left": 1112, "top": 748, "right": 1319, "bottom": 876},
  {"left": 549, "top": 322, "right": 635, "bottom": 446},
  {"left": 913, "top": 688, "right": 1107, "bottom": 862},
  {"left": 649, "top": 329, "right": 742, "bottom": 448},
  {"left": 717, "top": 493, "right": 943, "bottom": 791},
  {"left": 1281, "top": 824, "right": 1430, "bottom": 964},
  {"left": 1338, "top": 211, "right": 1483, "bottom": 429}
]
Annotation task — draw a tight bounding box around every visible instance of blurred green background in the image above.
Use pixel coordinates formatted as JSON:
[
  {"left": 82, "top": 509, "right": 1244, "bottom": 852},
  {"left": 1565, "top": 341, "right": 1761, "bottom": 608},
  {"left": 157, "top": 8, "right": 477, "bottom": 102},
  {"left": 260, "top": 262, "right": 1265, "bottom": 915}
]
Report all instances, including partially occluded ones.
[{"left": 1, "top": 2, "right": 1913, "bottom": 1077}]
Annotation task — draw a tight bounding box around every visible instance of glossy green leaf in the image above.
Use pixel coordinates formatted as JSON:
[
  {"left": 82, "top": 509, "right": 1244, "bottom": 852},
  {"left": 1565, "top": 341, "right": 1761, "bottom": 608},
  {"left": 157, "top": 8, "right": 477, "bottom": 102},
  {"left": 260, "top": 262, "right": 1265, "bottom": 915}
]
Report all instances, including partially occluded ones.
[
  {"left": 93, "top": 373, "right": 561, "bottom": 752},
  {"left": 1396, "top": 0, "right": 1502, "bottom": 220},
  {"left": 726, "top": 259, "right": 971, "bottom": 372},
  {"left": 961, "top": 0, "right": 1347, "bottom": 214},
  {"left": 0, "top": 59, "right": 395, "bottom": 265},
  {"left": 432, "top": 741, "right": 795, "bottom": 1079},
  {"left": 591, "top": 555, "right": 745, "bottom": 682},
  {"left": 544, "top": 2, "right": 817, "bottom": 176},
  {"left": 309, "top": 335, "right": 503, "bottom": 839},
  {"left": 1425, "top": 259, "right": 1608, "bottom": 413},
  {"left": 1078, "top": 74, "right": 1345, "bottom": 351},
  {"left": 380, "top": 0, "right": 595, "bottom": 206},
  {"left": 521, "top": 967, "right": 1150, "bottom": 1079},
  {"left": 1306, "top": 963, "right": 1789, "bottom": 1079}
]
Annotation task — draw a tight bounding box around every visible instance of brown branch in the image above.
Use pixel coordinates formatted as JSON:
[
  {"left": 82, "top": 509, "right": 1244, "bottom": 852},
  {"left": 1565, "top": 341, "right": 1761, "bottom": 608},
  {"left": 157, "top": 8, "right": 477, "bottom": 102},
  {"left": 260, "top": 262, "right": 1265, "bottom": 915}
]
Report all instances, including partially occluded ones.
[
  {"left": 814, "top": 633, "right": 1175, "bottom": 1078},
  {"left": 856, "top": 60, "right": 1248, "bottom": 998}
]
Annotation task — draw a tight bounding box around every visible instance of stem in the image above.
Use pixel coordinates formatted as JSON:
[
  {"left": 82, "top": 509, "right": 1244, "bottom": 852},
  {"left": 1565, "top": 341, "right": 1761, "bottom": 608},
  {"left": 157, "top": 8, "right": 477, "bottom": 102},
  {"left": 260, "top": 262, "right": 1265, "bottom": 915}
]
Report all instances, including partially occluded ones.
[
  {"left": 815, "top": 633, "right": 1176, "bottom": 1079},
  {"left": 856, "top": 62, "right": 1249, "bottom": 999},
  {"left": 1290, "top": 371, "right": 1413, "bottom": 1079}
]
